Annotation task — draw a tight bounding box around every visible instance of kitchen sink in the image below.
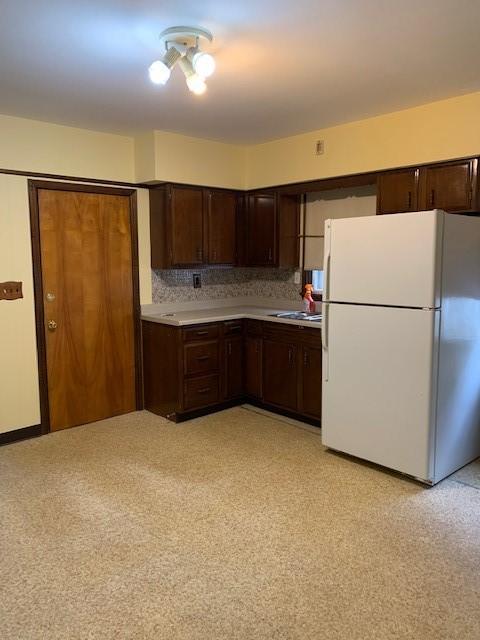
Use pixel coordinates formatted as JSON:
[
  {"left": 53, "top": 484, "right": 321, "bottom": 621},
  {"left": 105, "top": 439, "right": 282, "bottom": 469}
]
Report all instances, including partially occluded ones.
[{"left": 269, "top": 311, "right": 322, "bottom": 322}]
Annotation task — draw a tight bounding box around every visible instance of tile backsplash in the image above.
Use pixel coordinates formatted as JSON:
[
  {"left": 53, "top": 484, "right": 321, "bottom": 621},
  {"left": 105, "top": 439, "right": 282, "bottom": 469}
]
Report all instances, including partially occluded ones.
[{"left": 152, "top": 267, "right": 301, "bottom": 303}]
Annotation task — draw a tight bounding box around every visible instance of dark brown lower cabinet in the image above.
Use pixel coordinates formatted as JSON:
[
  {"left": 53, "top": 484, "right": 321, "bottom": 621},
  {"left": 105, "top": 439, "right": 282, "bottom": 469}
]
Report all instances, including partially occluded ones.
[
  {"left": 225, "top": 336, "right": 243, "bottom": 399},
  {"left": 299, "top": 346, "right": 322, "bottom": 419},
  {"left": 142, "top": 318, "right": 322, "bottom": 423},
  {"left": 263, "top": 340, "right": 298, "bottom": 411},
  {"left": 245, "top": 335, "right": 263, "bottom": 398}
]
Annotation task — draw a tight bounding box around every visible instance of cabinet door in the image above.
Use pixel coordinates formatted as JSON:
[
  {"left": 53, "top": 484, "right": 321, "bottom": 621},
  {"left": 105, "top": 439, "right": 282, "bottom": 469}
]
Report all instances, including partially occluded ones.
[
  {"left": 278, "top": 194, "right": 300, "bottom": 267},
  {"left": 263, "top": 340, "right": 297, "bottom": 410},
  {"left": 169, "top": 186, "right": 204, "bottom": 265},
  {"left": 421, "top": 160, "right": 477, "bottom": 212},
  {"left": 225, "top": 336, "right": 243, "bottom": 399},
  {"left": 300, "top": 345, "right": 322, "bottom": 419},
  {"left": 245, "top": 336, "right": 262, "bottom": 398},
  {"left": 377, "top": 169, "right": 418, "bottom": 215},
  {"left": 207, "top": 190, "right": 237, "bottom": 265},
  {"left": 246, "top": 194, "right": 277, "bottom": 266}
]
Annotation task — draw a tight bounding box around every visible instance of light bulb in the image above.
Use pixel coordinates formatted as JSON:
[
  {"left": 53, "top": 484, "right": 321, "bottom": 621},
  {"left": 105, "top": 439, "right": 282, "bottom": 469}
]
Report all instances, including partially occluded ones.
[
  {"left": 148, "top": 47, "right": 181, "bottom": 85},
  {"left": 192, "top": 52, "right": 216, "bottom": 78},
  {"left": 148, "top": 60, "right": 171, "bottom": 85},
  {"left": 186, "top": 74, "right": 207, "bottom": 95}
]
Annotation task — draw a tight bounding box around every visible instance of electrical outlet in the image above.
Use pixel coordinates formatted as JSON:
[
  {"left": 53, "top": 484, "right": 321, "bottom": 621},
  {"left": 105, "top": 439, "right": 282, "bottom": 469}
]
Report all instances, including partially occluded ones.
[
  {"left": 315, "top": 140, "right": 325, "bottom": 156},
  {"left": 293, "top": 270, "right": 301, "bottom": 284},
  {"left": 0, "top": 281, "right": 23, "bottom": 301},
  {"left": 193, "top": 273, "right": 201, "bottom": 289}
]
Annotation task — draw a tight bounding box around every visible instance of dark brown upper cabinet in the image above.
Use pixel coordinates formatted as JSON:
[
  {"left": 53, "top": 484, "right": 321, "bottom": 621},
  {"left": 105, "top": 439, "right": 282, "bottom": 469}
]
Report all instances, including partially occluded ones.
[
  {"left": 206, "top": 190, "right": 237, "bottom": 265},
  {"left": 150, "top": 184, "right": 238, "bottom": 268},
  {"left": 420, "top": 159, "right": 478, "bottom": 213},
  {"left": 246, "top": 193, "right": 277, "bottom": 266},
  {"left": 150, "top": 184, "right": 204, "bottom": 268},
  {"left": 245, "top": 192, "right": 300, "bottom": 268},
  {"left": 377, "top": 159, "right": 479, "bottom": 215},
  {"left": 377, "top": 169, "right": 419, "bottom": 215},
  {"left": 277, "top": 194, "right": 300, "bottom": 268},
  {"left": 170, "top": 185, "right": 204, "bottom": 265}
]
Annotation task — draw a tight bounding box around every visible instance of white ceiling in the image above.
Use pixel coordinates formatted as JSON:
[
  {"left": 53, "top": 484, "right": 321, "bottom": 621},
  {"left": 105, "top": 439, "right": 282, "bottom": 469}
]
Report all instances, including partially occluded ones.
[{"left": 1, "top": 0, "right": 480, "bottom": 144}]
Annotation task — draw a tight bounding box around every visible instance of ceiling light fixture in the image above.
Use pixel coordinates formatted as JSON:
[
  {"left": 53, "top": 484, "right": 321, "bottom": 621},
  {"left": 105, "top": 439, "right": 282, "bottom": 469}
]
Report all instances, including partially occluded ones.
[{"left": 148, "top": 26, "right": 215, "bottom": 95}]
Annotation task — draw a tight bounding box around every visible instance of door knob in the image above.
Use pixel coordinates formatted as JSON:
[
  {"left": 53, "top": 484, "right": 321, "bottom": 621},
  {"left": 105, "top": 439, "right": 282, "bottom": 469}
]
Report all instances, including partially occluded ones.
[{"left": 47, "top": 320, "right": 57, "bottom": 331}]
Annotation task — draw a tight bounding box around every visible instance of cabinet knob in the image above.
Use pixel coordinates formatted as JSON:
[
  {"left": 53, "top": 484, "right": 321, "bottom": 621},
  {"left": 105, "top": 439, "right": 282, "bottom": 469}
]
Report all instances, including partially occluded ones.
[{"left": 47, "top": 320, "right": 57, "bottom": 331}]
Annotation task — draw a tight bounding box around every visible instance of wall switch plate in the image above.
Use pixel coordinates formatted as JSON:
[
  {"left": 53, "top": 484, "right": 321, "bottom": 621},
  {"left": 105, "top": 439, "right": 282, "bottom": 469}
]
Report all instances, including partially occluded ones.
[
  {"left": 193, "top": 273, "right": 201, "bottom": 289},
  {"left": 0, "top": 281, "right": 23, "bottom": 301},
  {"left": 293, "top": 270, "right": 301, "bottom": 284},
  {"left": 315, "top": 140, "right": 325, "bottom": 155}
]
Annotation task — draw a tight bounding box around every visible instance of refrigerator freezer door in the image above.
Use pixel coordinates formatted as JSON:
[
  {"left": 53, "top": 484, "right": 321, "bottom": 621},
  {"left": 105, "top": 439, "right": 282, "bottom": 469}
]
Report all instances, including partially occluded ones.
[
  {"left": 322, "top": 303, "right": 439, "bottom": 482},
  {"left": 324, "top": 210, "right": 443, "bottom": 308}
]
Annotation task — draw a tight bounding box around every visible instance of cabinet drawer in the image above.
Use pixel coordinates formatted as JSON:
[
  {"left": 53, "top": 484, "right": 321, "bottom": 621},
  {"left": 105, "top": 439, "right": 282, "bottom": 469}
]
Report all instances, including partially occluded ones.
[
  {"left": 263, "top": 323, "right": 299, "bottom": 344},
  {"left": 184, "top": 374, "right": 219, "bottom": 409},
  {"left": 264, "top": 323, "right": 321, "bottom": 347},
  {"left": 184, "top": 341, "right": 219, "bottom": 375},
  {"left": 245, "top": 319, "right": 263, "bottom": 336},
  {"left": 224, "top": 320, "right": 243, "bottom": 336},
  {"left": 183, "top": 324, "right": 219, "bottom": 342},
  {"left": 296, "top": 326, "right": 322, "bottom": 347}
]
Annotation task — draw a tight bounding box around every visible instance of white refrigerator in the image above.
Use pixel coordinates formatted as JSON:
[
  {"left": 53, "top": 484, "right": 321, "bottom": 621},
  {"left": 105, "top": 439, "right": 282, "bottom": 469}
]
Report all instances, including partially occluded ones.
[{"left": 321, "top": 209, "right": 480, "bottom": 484}]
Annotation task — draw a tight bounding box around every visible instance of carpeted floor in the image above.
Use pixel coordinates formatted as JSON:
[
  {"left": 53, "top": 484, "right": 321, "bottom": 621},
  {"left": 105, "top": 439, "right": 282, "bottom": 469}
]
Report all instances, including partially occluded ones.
[{"left": 1, "top": 406, "right": 479, "bottom": 640}]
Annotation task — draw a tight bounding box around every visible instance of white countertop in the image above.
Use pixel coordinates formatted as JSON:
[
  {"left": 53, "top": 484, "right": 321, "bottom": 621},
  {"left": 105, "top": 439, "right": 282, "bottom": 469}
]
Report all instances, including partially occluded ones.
[{"left": 141, "top": 299, "right": 322, "bottom": 329}]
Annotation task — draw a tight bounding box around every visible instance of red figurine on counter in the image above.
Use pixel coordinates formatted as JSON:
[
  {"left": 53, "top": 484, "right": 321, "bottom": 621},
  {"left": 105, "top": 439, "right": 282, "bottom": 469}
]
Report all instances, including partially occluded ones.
[{"left": 302, "top": 283, "right": 316, "bottom": 313}]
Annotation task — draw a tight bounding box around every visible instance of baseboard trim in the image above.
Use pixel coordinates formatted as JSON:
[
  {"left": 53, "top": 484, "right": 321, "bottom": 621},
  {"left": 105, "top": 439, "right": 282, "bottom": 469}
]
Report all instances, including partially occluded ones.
[
  {"left": 245, "top": 397, "right": 322, "bottom": 428},
  {"left": 0, "top": 424, "right": 42, "bottom": 446},
  {"left": 172, "top": 398, "right": 244, "bottom": 423}
]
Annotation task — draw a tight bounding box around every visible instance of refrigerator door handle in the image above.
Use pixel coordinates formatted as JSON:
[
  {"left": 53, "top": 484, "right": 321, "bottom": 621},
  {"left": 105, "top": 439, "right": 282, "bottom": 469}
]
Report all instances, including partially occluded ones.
[
  {"left": 324, "top": 221, "right": 332, "bottom": 301},
  {"left": 321, "top": 302, "right": 329, "bottom": 381}
]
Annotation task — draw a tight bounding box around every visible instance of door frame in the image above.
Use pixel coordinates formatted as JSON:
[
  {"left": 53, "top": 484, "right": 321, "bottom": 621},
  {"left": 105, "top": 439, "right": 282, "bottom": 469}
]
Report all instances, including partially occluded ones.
[{"left": 28, "top": 180, "right": 143, "bottom": 434}]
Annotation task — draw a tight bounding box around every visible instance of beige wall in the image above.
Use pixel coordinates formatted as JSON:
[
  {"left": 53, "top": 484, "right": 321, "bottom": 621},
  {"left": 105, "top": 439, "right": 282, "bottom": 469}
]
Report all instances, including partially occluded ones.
[
  {"left": 246, "top": 92, "right": 480, "bottom": 189},
  {"left": 137, "top": 92, "right": 480, "bottom": 190},
  {"left": 134, "top": 130, "right": 247, "bottom": 189},
  {"left": 0, "top": 114, "right": 134, "bottom": 182},
  {"left": 0, "top": 113, "right": 151, "bottom": 434},
  {"left": 0, "top": 175, "right": 41, "bottom": 432},
  {"left": 0, "top": 174, "right": 151, "bottom": 434},
  {"left": 3, "top": 89, "right": 480, "bottom": 432}
]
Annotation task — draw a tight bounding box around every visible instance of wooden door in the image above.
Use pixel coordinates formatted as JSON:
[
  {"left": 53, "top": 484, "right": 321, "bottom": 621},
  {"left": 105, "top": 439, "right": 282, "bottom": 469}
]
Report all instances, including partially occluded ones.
[
  {"left": 263, "top": 340, "right": 297, "bottom": 410},
  {"left": 377, "top": 169, "right": 419, "bottom": 214},
  {"left": 37, "top": 187, "right": 137, "bottom": 431},
  {"left": 224, "top": 336, "right": 243, "bottom": 399},
  {"left": 245, "top": 336, "right": 262, "bottom": 398},
  {"left": 246, "top": 194, "right": 277, "bottom": 266},
  {"left": 207, "top": 190, "right": 237, "bottom": 264},
  {"left": 170, "top": 186, "right": 204, "bottom": 265},
  {"left": 300, "top": 346, "right": 322, "bottom": 419},
  {"left": 421, "top": 160, "right": 477, "bottom": 212}
]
